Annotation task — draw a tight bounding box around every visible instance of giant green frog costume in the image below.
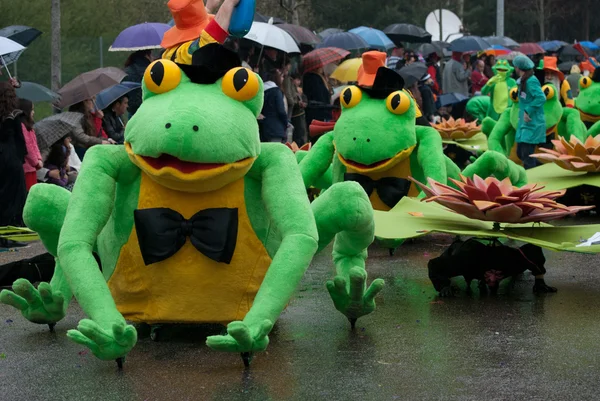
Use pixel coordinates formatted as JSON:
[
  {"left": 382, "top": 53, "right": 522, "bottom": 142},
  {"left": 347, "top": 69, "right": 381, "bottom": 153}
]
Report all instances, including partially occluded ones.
[
  {"left": 487, "top": 83, "right": 587, "bottom": 164},
  {"left": 0, "top": 44, "right": 382, "bottom": 366},
  {"left": 576, "top": 69, "right": 600, "bottom": 134},
  {"left": 481, "top": 59, "right": 516, "bottom": 120}
]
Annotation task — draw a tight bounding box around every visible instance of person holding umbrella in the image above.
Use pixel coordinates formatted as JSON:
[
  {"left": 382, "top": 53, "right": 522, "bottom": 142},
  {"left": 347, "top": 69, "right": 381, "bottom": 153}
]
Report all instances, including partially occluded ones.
[
  {"left": 123, "top": 51, "right": 154, "bottom": 118},
  {"left": 102, "top": 95, "right": 129, "bottom": 144},
  {"left": 513, "top": 55, "right": 546, "bottom": 169}
]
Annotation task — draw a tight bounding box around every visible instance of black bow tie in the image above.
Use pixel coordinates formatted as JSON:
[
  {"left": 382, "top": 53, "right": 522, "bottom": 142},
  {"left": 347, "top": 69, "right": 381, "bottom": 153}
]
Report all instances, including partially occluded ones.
[
  {"left": 134, "top": 207, "right": 238, "bottom": 266},
  {"left": 344, "top": 173, "right": 411, "bottom": 208}
]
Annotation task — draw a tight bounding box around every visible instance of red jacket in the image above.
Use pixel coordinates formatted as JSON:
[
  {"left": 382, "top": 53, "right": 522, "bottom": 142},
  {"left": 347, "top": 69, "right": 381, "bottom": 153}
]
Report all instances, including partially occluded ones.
[
  {"left": 427, "top": 65, "right": 441, "bottom": 94},
  {"left": 91, "top": 112, "right": 108, "bottom": 139},
  {"left": 471, "top": 70, "right": 489, "bottom": 94}
]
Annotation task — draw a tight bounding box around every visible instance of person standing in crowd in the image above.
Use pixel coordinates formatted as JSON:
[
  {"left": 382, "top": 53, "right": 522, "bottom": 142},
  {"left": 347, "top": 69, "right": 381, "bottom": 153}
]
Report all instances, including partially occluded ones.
[
  {"left": 68, "top": 99, "right": 114, "bottom": 159},
  {"left": 259, "top": 69, "right": 288, "bottom": 143},
  {"left": 425, "top": 52, "right": 442, "bottom": 94},
  {"left": 418, "top": 74, "right": 436, "bottom": 122},
  {"left": 443, "top": 52, "right": 471, "bottom": 96},
  {"left": 0, "top": 82, "right": 27, "bottom": 227},
  {"left": 386, "top": 44, "right": 405, "bottom": 70},
  {"left": 471, "top": 60, "right": 489, "bottom": 95},
  {"left": 567, "top": 64, "right": 582, "bottom": 98},
  {"left": 102, "top": 95, "right": 129, "bottom": 144},
  {"left": 484, "top": 54, "right": 495, "bottom": 79},
  {"left": 513, "top": 55, "right": 546, "bottom": 170},
  {"left": 542, "top": 56, "right": 574, "bottom": 107},
  {"left": 44, "top": 136, "right": 76, "bottom": 191},
  {"left": 239, "top": 45, "right": 254, "bottom": 70},
  {"left": 303, "top": 66, "right": 333, "bottom": 128},
  {"left": 124, "top": 50, "right": 154, "bottom": 118},
  {"left": 18, "top": 99, "right": 42, "bottom": 192}
]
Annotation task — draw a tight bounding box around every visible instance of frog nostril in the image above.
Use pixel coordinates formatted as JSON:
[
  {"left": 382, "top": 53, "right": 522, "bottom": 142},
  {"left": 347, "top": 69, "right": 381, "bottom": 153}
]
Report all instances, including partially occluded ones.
[
  {"left": 353, "top": 137, "right": 357, "bottom": 141},
  {"left": 193, "top": 125, "right": 199, "bottom": 132},
  {"left": 165, "top": 123, "right": 172, "bottom": 129},
  {"left": 367, "top": 138, "right": 371, "bottom": 142}
]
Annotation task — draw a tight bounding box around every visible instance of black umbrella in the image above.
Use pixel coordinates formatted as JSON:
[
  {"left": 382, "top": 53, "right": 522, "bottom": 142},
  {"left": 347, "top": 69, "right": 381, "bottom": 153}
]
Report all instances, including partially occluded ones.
[
  {"left": 0, "top": 25, "right": 42, "bottom": 66},
  {"left": 398, "top": 62, "right": 428, "bottom": 87},
  {"left": 483, "top": 36, "right": 519, "bottom": 49},
  {"left": 417, "top": 43, "right": 443, "bottom": 57},
  {"left": 15, "top": 82, "right": 59, "bottom": 103},
  {"left": 558, "top": 61, "right": 576, "bottom": 73},
  {"left": 319, "top": 28, "right": 344, "bottom": 39},
  {"left": 560, "top": 45, "right": 582, "bottom": 58},
  {"left": 316, "top": 32, "right": 368, "bottom": 51},
  {"left": 384, "top": 24, "right": 432, "bottom": 44},
  {"left": 450, "top": 36, "right": 491, "bottom": 52}
]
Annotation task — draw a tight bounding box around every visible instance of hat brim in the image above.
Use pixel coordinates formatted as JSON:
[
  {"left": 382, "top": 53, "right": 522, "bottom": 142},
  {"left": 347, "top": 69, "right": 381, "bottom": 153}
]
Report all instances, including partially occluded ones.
[
  {"left": 177, "top": 43, "right": 241, "bottom": 85},
  {"left": 357, "top": 65, "right": 376, "bottom": 87},
  {"left": 543, "top": 67, "right": 564, "bottom": 81},
  {"left": 160, "top": 15, "right": 213, "bottom": 49},
  {"left": 359, "top": 67, "right": 404, "bottom": 99}
]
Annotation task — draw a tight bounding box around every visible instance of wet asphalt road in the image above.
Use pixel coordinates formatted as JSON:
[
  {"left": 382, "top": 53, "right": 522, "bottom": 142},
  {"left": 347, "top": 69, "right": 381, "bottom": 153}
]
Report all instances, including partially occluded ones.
[{"left": 1, "top": 235, "right": 600, "bottom": 401}]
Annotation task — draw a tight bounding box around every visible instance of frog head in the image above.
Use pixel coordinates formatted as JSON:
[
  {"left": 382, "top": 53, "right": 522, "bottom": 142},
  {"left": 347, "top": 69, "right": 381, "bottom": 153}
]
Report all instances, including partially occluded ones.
[
  {"left": 492, "top": 59, "right": 513, "bottom": 79},
  {"left": 333, "top": 54, "right": 416, "bottom": 174},
  {"left": 508, "top": 83, "right": 562, "bottom": 132},
  {"left": 575, "top": 70, "right": 600, "bottom": 119},
  {"left": 124, "top": 44, "right": 263, "bottom": 193}
]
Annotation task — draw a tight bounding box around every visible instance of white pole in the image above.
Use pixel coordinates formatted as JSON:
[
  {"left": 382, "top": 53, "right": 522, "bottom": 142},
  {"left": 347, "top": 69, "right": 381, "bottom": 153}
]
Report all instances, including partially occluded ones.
[{"left": 496, "top": 0, "right": 504, "bottom": 37}]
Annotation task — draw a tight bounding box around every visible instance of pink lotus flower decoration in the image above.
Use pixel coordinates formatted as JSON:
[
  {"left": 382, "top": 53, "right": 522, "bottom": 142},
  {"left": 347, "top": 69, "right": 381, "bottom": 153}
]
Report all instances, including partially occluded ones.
[
  {"left": 531, "top": 135, "right": 600, "bottom": 172},
  {"left": 285, "top": 142, "right": 312, "bottom": 153},
  {"left": 410, "top": 174, "right": 594, "bottom": 224}
]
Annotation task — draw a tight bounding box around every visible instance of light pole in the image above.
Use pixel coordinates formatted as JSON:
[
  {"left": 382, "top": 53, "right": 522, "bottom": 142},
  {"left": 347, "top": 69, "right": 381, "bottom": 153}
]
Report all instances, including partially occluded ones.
[{"left": 496, "top": 0, "right": 504, "bottom": 37}]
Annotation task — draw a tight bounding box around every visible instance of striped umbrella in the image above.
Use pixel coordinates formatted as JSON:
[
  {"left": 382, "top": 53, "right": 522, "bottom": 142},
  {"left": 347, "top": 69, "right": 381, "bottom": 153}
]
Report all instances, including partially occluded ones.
[{"left": 302, "top": 47, "right": 349, "bottom": 74}]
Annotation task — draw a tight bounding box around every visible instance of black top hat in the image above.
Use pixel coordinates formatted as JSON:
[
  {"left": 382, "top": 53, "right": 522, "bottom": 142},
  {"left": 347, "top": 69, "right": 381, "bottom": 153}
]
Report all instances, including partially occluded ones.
[
  {"left": 359, "top": 67, "right": 405, "bottom": 99},
  {"left": 177, "top": 43, "right": 242, "bottom": 85}
]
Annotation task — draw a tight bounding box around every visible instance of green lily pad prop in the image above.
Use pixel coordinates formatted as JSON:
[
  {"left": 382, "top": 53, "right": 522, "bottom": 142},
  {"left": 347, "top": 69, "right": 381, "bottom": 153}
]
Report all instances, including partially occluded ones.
[
  {"left": 442, "top": 132, "right": 488, "bottom": 152},
  {"left": 527, "top": 163, "right": 600, "bottom": 191}
]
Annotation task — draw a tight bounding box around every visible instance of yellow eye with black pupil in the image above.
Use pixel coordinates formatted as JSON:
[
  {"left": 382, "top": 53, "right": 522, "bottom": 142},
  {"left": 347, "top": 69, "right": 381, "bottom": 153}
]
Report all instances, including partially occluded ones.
[
  {"left": 510, "top": 87, "right": 519, "bottom": 102},
  {"left": 340, "top": 86, "right": 362, "bottom": 108},
  {"left": 580, "top": 76, "right": 592, "bottom": 89},
  {"left": 542, "top": 85, "right": 555, "bottom": 100},
  {"left": 222, "top": 67, "right": 259, "bottom": 101},
  {"left": 144, "top": 60, "right": 181, "bottom": 94},
  {"left": 385, "top": 91, "right": 411, "bottom": 115}
]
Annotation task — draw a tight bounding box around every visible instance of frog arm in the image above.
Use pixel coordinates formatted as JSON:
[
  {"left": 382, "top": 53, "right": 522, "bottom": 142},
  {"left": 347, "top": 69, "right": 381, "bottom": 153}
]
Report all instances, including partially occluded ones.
[
  {"left": 57, "top": 146, "right": 137, "bottom": 328},
  {"left": 488, "top": 110, "right": 513, "bottom": 155},
  {"left": 481, "top": 81, "right": 493, "bottom": 96},
  {"left": 481, "top": 116, "right": 497, "bottom": 137},
  {"left": 296, "top": 150, "right": 333, "bottom": 189},
  {"left": 588, "top": 121, "right": 600, "bottom": 137},
  {"left": 242, "top": 144, "right": 319, "bottom": 330},
  {"left": 561, "top": 108, "right": 587, "bottom": 141},
  {"left": 415, "top": 125, "right": 447, "bottom": 184},
  {"left": 463, "top": 150, "right": 527, "bottom": 187},
  {"left": 298, "top": 131, "right": 335, "bottom": 188}
]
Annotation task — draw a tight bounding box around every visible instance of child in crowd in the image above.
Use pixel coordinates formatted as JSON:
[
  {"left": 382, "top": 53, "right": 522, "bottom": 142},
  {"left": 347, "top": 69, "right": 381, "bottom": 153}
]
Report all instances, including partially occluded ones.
[{"left": 44, "top": 136, "right": 76, "bottom": 191}]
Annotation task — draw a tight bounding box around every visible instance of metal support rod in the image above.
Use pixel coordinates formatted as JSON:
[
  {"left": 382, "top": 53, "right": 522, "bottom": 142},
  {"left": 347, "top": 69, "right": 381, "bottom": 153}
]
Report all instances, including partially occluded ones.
[
  {"left": 496, "top": 0, "right": 505, "bottom": 37},
  {"left": 99, "top": 36, "right": 104, "bottom": 68}
]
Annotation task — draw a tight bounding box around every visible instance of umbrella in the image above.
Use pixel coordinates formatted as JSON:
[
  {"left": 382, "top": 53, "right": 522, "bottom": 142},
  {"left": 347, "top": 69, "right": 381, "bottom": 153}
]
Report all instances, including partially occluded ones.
[
  {"left": 56, "top": 67, "right": 126, "bottom": 109},
  {"left": 15, "top": 82, "right": 59, "bottom": 103},
  {"left": 483, "top": 45, "right": 511, "bottom": 56},
  {"left": 417, "top": 43, "right": 443, "bottom": 57},
  {"left": 558, "top": 61, "right": 576, "bottom": 72},
  {"left": 437, "top": 92, "right": 469, "bottom": 107},
  {"left": 109, "top": 22, "right": 171, "bottom": 51},
  {"left": 538, "top": 40, "right": 566, "bottom": 52},
  {"left": 318, "top": 28, "right": 344, "bottom": 38},
  {"left": 498, "top": 51, "right": 525, "bottom": 61},
  {"left": 384, "top": 23, "right": 432, "bottom": 44},
  {"left": 483, "top": 36, "right": 519, "bottom": 49},
  {"left": 0, "top": 37, "right": 25, "bottom": 77},
  {"left": 316, "top": 32, "right": 368, "bottom": 51},
  {"left": 580, "top": 41, "right": 600, "bottom": 51},
  {"left": 302, "top": 47, "right": 349, "bottom": 74},
  {"left": 277, "top": 24, "right": 321, "bottom": 46},
  {"left": 398, "top": 62, "right": 428, "bottom": 87},
  {"left": 330, "top": 58, "right": 362, "bottom": 82},
  {"left": 244, "top": 22, "right": 300, "bottom": 53},
  {"left": 34, "top": 112, "right": 84, "bottom": 152},
  {"left": 348, "top": 26, "right": 394, "bottom": 51},
  {"left": 560, "top": 45, "right": 582, "bottom": 58},
  {"left": 449, "top": 36, "right": 491, "bottom": 52},
  {"left": 0, "top": 25, "right": 42, "bottom": 70},
  {"left": 517, "top": 42, "right": 545, "bottom": 55},
  {"left": 95, "top": 82, "right": 141, "bottom": 111}
]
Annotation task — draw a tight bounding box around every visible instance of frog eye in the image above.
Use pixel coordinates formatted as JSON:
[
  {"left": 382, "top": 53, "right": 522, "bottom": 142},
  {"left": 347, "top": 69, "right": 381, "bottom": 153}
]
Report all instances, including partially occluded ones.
[
  {"left": 386, "top": 91, "right": 411, "bottom": 115},
  {"left": 144, "top": 60, "right": 182, "bottom": 94},
  {"left": 222, "top": 67, "right": 259, "bottom": 102},
  {"left": 510, "top": 87, "right": 519, "bottom": 102},
  {"left": 542, "top": 84, "right": 555, "bottom": 100},
  {"left": 580, "top": 76, "right": 592, "bottom": 89},
  {"left": 340, "top": 86, "right": 362, "bottom": 109}
]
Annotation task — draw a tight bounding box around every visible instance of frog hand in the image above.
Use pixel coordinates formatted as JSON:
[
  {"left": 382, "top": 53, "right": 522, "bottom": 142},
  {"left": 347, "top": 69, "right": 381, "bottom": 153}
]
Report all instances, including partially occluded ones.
[
  {"left": 206, "top": 320, "right": 273, "bottom": 353},
  {"left": 326, "top": 267, "right": 385, "bottom": 326},
  {"left": 67, "top": 319, "right": 137, "bottom": 361},
  {"left": 0, "top": 279, "right": 65, "bottom": 324}
]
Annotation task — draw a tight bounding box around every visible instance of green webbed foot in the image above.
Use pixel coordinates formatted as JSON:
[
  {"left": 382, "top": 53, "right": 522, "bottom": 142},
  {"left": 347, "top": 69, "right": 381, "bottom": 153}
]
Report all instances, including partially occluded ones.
[
  {"left": 0, "top": 279, "right": 65, "bottom": 324},
  {"left": 326, "top": 267, "right": 385, "bottom": 323},
  {"left": 206, "top": 320, "right": 273, "bottom": 353},
  {"left": 67, "top": 319, "right": 137, "bottom": 361}
]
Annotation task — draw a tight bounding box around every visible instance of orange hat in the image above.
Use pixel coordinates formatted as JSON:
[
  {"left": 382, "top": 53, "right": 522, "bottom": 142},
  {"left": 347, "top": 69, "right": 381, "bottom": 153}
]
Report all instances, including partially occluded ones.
[
  {"left": 543, "top": 56, "right": 564, "bottom": 81},
  {"left": 161, "top": 0, "right": 214, "bottom": 49},
  {"left": 357, "top": 51, "right": 387, "bottom": 87}
]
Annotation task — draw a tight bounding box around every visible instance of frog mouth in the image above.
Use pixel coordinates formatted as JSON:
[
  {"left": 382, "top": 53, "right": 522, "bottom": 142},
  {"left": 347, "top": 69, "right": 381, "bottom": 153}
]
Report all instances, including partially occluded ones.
[
  {"left": 141, "top": 153, "right": 236, "bottom": 174},
  {"left": 337, "top": 145, "right": 416, "bottom": 173},
  {"left": 546, "top": 124, "right": 558, "bottom": 135},
  {"left": 579, "top": 109, "right": 600, "bottom": 122}
]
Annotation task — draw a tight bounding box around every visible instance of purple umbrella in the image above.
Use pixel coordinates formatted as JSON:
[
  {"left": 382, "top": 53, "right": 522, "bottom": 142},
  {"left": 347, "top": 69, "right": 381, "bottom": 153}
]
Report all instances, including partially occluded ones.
[{"left": 109, "top": 22, "right": 171, "bottom": 52}]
